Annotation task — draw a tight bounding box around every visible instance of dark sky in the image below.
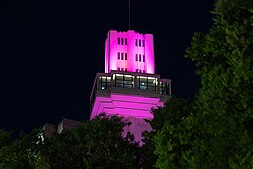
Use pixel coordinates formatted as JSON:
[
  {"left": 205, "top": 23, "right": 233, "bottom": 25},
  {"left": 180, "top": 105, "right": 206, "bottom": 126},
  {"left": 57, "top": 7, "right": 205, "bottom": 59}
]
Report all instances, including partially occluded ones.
[{"left": 0, "top": 0, "right": 213, "bottom": 137}]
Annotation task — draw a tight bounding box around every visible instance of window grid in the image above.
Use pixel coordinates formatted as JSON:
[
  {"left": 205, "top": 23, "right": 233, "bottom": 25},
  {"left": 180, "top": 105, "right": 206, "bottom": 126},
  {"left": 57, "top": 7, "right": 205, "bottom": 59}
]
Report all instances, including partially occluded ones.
[
  {"left": 115, "top": 74, "right": 134, "bottom": 88},
  {"left": 98, "top": 76, "right": 111, "bottom": 90}
]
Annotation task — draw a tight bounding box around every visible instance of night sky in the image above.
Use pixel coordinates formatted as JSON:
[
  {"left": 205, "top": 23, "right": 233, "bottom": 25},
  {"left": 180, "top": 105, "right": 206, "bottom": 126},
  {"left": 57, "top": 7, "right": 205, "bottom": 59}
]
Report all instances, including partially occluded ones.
[{"left": 0, "top": 1, "right": 213, "bottom": 137}]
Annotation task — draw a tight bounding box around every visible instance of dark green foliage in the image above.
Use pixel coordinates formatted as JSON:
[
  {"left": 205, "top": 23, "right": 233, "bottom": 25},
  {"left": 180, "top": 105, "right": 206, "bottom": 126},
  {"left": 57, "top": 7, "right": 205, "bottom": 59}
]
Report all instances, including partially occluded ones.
[
  {"left": 185, "top": 0, "right": 253, "bottom": 168},
  {"left": 0, "top": 128, "right": 48, "bottom": 169},
  {"left": 0, "top": 115, "right": 141, "bottom": 169},
  {"left": 150, "top": 0, "right": 253, "bottom": 168},
  {"left": 148, "top": 98, "right": 194, "bottom": 169},
  {"left": 44, "top": 114, "right": 140, "bottom": 169},
  {"left": 79, "top": 114, "right": 140, "bottom": 169},
  {"left": 141, "top": 130, "right": 157, "bottom": 169},
  {"left": 0, "top": 129, "right": 12, "bottom": 149},
  {"left": 44, "top": 131, "right": 82, "bottom": 169}
]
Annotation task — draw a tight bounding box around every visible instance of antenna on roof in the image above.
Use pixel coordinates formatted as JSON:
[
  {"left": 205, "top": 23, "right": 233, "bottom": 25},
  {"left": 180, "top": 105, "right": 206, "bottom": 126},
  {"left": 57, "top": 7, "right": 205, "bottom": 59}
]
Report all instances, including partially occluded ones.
[{"left": 128, "top": 0, "right": 131, "bottom": 30}]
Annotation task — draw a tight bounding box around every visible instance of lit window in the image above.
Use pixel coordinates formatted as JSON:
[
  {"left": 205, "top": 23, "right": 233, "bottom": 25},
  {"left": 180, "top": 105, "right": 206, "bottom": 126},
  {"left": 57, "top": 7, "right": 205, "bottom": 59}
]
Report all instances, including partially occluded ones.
[
  {"left": 142, "top": 40, "right": 145, "bottom": 47},
  {"left": 118, "top": 52, "right": 120, "bottom": 60},
  {"left": 139, "top": 39, "right": 141, "bottom": 46},
  {"left": 125, "top": 53, "right": 127, "bottom": 60},
  {"left": 118, "top": 38, "right": 120, "bottom": 45},
  {"left": 135, "top": 39, "right": 138, "bottom": 46},
  {"left": 121, "top": 38, "right": 124, "bottom": 45},
  {"left": 115, "top": 74, "right": 134, "bottom": 88},
  {"left": 125, "top": 38, "right": 127, "bottom": 45},
  {"left": 98, "top": 76, "right": 111, "bottom": 90},
  {"left": 135, "top": 54, "right": 138, "bottom": 61},
  {"left": 139, "top": 54, "right": 141, "bottom": 62},
  {"left": 121, "top": 53, "right": 124, "bottom": 60},
  {"left": 143, "top": 55, "right": 145, "bottom": 62},
  {"left": 125, "top": 68, "right": 127, "bottom": 71}
]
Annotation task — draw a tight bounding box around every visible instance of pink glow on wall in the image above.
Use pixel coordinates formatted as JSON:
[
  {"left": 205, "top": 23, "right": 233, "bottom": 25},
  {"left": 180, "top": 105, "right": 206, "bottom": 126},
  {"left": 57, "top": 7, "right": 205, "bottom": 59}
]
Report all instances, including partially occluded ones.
[
  {"left": 90, "top": 94, "right": 164, "bottom": 120},
  {"left": 105, "top": 39, "right": 109, "bottom": 73},
  {"left": 90, "top": 93, "right": 164, "bottom": 143},
  {"left": 104, "top": 30, "right": 155, "bottom": 74}
]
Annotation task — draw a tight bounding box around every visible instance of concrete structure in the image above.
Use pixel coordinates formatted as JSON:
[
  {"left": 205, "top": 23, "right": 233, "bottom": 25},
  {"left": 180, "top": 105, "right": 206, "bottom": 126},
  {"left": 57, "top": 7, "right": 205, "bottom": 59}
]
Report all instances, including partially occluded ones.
[
  {"left": 90, "top": 30, "right": 171, "bottom": 143},
  {"left": 43, "top": 118, "right": 81, "bottom": 138}
]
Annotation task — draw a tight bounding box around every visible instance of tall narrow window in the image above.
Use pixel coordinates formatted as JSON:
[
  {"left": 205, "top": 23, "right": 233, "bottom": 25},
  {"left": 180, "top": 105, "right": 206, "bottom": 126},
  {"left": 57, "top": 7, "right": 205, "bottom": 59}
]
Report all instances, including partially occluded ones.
[
  {"left": 139, "top": 39, "right": 141, "bottom": 46},
  {"left": 143, "top": 55, "right": 145, "bottom": 62},
  {"left": 121, "top": 68, "right": 124, "bottom": 71},
  {"left": 142, "top": 40, "right": 145, "bottom": 47},
  {"left": 125, "top": 53, "right": 127, "bottom": 60},
  {"left": 135, "top": 54, "right": 138, "bottom": 61},
  {"left": 136, "top": 69, "right": 139, "bottom": 72},
  {"left": 121, "top": 53, "right": 124, "bottom": 60},
  {"left": 139, "top": 54, "right": 141, "bottom": 62},
  {"left": 117, "top": 67, "right": 120, "bottom": 71},
  {"left": 125, "top": 68, "right": 127, "bottom": 72},
  {"left": 139, "top": 69, "right": 142, "bottom": 73},
  {"left": 143, "top": 70, "right": 145, "bottom": 73},
  {"left": 118, "top": 38, "right": 120, "bottom": 45},
  {"left": 118, "top": 52, "right": 120, "bottom": 60},
  {"left": 121, "top": 38, "right": 124, "bottom": 45},
  {"left": 125, "top": 38, "right": 127, "bottom": 45},
  {"left": 135, "top": 39, "right": 138, "bottom": 46}
]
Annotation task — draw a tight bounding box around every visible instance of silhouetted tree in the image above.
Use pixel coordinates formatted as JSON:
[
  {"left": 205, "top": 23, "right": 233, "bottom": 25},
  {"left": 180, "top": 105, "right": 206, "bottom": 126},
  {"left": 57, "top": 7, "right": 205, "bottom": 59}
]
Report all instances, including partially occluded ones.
[
  {"left": 151, "top": 0, "right": 253, "bottom": 168},
  {"left": 0, "top": 128, "right": 48, "bottom": 169},
  {"left": 45, "top": 114, "right": 141, "bottom": 169}
]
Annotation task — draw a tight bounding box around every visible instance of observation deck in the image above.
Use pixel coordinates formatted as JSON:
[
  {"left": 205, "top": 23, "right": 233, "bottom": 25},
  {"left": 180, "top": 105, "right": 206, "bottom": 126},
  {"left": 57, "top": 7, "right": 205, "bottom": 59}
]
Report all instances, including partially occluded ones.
[{"left": 90, "top": 70, "right": 171, "bottom": 117}]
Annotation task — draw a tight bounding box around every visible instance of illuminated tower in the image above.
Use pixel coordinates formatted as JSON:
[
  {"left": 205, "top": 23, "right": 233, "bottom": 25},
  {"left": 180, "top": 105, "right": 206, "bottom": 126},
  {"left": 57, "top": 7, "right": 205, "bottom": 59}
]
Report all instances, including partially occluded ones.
[{"left": 90, "top": 30, "right": 171, "bottom": 143}]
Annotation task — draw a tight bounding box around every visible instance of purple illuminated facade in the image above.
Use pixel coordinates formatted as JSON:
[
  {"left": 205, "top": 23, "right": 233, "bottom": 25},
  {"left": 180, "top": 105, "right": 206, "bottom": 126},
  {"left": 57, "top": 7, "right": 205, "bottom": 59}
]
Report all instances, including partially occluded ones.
[
  {"left": 105, "top": 30, "right": 155, "bottom": 74},
  {"left": 90, "top": 30, "right": 171, "bottom": 143}
]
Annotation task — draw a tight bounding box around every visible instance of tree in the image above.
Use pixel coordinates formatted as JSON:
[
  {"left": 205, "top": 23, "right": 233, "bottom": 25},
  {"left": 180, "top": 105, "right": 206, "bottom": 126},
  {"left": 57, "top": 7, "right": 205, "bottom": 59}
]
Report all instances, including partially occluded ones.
[
  {"left": 151, "top": 0, "right": 253, "bottom": 168},
  {"left": 147, "top": 97, "right": 194, "bottom": 169},
  {"left": 0, "top": 129, "right": 12, "bottom": 149},
  {"left": 79, "top": 114, "right": 140, "bottom": 169},
  {"left": 44, "top": 130, "right": 83, "bottom": 169},
  {"left": 44, "top": 114, "right": 141, "bottom": 169},
  {"left": 185, "top": 0, "right": 253, "bottom": 168},
  {"left": 0, "top": 128, "right": 48, "bottom": 169}
]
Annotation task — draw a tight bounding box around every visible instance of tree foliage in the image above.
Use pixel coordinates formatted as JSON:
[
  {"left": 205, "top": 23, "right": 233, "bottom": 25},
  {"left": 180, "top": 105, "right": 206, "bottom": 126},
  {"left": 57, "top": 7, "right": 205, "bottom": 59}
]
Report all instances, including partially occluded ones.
[
  {"left": 186, "top": 0, "right": 253, "bottom": 168},
  {"left": 0, "top": 114, "right": 141, "bottom": 169},
  {"left": 148, "top": 98, "right": 195, "bottom": 169},
  {"left": 0, "top": 128, "right": 47, "bottom": 169},
  {"left": 45, "top": 114, "right": 140, "bottom": 169},
  {"left": 152, "top": 0, "right": 253, "bottom": 168}
]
